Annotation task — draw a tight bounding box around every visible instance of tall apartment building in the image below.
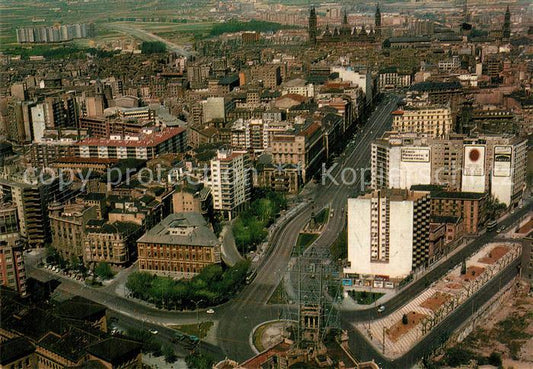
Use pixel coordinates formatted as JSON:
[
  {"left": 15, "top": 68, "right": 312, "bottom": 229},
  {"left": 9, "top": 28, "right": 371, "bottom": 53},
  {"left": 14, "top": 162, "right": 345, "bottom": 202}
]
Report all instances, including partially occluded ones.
[
  {"left": 84, "top": 220, "right": 141, "bottom": 267},
  {"left": 270, "top": 122, "right": 325, "bottom": 183},
  {"left": 343, "top": 189, "right": 431, "bottom": 287},
  {"left": 0, "top": 176, "right": 74, "bottom": 248},
  {"left": 0, "top": 241, "right": 27, "bottom": 296},
  {"left": 461, "top": 135, "right": 527, "bottom": 206},
  {"left": 371, "top": 133, "right": 527, "bottom": 206},
  {"left": 412, "top": 185, "right": 488, "bottom": 234},
  {"left": 428, "top": 134, "right": 464, "bottom": 190},
  {"left": 371, "top": 134, "right": 432, "bottom": 190},
  {"left": 49, "top": 203, "right": 97, "bottom": 261},
  {"left": 251, "top": 65, "right": 282, "bottom": 89},
  {"left": 0, "top": 203, "right": 26, "bottom": 296},
  {"left": 210, "top": 150, "right": 252, "bottom": 219},
  {"left": 391, "top": 106, "right": 453, "bottom": 138},
  {"left": 231, "top": 118, "right": 290, "bottom": 153},
  {"left": 137, "top": 213, "right": 221, "bottom": 279},
  {"left": 0, "top": 202, "right": 21, "bottom": 247}
]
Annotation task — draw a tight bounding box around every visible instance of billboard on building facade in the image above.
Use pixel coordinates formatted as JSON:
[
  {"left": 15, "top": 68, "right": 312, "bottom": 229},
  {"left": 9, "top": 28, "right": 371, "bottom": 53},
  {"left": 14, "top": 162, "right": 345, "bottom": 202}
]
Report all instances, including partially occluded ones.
[{"left": 463, "top": 145, "right": 485, "bottom": 176}]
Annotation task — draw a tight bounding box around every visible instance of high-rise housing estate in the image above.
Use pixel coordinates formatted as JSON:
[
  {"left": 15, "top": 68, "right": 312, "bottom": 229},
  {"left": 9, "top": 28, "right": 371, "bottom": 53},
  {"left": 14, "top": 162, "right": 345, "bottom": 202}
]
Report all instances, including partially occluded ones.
[
  {"left": 210, "top": 150, "right": 252, "bottom": 219},
  {"left": 16, "top": 23, "right": 94, "bottom": 43},
  {"left": 344, "top": 189, "right": 431, "bottom": 287}
]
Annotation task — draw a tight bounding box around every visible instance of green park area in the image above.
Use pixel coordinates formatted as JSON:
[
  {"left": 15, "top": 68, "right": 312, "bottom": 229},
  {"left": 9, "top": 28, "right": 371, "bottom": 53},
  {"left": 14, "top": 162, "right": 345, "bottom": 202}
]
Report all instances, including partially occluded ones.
[
  {"left": 294, "top": 233, "right": 318, "bottom": 256},
  {"left": 170, "top": 321, "right": 213, "bottom": 340},
  {"left": 313, "top": 207, "right": 329, "bottom": 226},
  {"left": 233, "top": 189, "right": 287, "bottom": 254},
  {"left": 126, "top": 260, "right": 250, "bottom": 310},
  {"left": 348, "top": 290, "right": 384, "bottom": 305}
]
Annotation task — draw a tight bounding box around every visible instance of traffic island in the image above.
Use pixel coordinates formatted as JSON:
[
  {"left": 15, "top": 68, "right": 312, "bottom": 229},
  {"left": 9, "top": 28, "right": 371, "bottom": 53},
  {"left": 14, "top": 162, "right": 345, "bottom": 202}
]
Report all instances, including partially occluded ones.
[{"left": 250, "top": 320, "right": 293, "bottom": 353}]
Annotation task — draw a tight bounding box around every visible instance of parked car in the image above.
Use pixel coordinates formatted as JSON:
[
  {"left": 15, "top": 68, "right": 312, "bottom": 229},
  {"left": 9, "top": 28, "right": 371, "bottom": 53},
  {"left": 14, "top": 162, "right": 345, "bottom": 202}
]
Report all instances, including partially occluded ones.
[
  {"left": 206, "top": 308, "right": 215, "bottom": 314},
  {"left": 149, "top": 328, "right": 158, "bottom": 335},
  {"left": 377, "top": 305, "right": 385, "bottom": 313}
]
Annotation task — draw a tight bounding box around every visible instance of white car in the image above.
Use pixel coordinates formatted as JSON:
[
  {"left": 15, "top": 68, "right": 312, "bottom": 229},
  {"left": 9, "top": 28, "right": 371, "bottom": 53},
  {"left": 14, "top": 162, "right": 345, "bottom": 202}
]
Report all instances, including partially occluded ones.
[
  {"left": 149, "top": 329, "right": 158, "bottom": 335},
  {"left": 206, "top": 309, "right": 215, "bottom": 314},
  {"left": 377, "top": 305, "right": 385, "bottom": 313}
]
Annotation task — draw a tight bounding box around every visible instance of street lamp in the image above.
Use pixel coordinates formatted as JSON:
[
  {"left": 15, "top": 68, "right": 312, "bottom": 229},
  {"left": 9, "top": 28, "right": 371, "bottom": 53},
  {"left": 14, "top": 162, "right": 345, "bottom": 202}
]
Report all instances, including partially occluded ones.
[{"left": 192, "top": 299, "right": 205, "bottom": 352}]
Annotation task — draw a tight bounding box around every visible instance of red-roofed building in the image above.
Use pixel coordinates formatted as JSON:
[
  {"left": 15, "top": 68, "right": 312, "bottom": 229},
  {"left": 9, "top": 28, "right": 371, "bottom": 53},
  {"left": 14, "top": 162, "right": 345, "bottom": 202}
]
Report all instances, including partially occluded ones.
[{"left": 74, "top": 127, "right": 186, "bottom": 160}]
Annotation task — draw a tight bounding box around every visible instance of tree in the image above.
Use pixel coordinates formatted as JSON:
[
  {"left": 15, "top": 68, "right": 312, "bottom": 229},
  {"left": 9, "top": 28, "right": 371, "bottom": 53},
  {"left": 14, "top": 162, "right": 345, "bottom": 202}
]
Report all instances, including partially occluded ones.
[
  {"left": 95, "top": 262, "right": 114, "bottom": 280},
  {"left": 486, "top": 196, "right": 507, "bottom": 220},
  {"left": 126, "top": 272, "right": 154, "bottom": 299},
  {"left": 185, "top": 352, "right": 214, "bottom": 369},
  {"left": 488, "top": 351, "right": 502, "bottom": 367},
  {"left": 46, "top": 245, "right": 61, "bottom": 264},
  {"left": 162, "top": 344, "right": 177, "bottom": 363},
  {"left": 402, "top": 314, "right": 409, "bottom": 325},
  {"left": 125, "top": 328, "right": 161, "bottom": 355},
  {"left": 444, "top": 347, "right": 475, "bottom": 367},
  {"left": 461, "top": 259, "right": 467, "bottom": 275}
]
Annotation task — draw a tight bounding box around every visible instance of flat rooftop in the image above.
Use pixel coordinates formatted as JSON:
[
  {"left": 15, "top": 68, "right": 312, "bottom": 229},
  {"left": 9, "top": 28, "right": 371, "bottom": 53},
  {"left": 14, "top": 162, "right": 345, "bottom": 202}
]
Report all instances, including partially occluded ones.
[{"left": 137, "top": 212, "right": 219, "bottom": 247}]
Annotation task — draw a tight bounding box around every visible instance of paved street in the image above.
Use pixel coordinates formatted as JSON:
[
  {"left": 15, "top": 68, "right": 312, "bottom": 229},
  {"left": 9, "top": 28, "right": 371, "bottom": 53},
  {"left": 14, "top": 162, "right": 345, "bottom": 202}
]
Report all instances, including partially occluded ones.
[
  {"left": 216, "top": 95, "right": 402, "bottom": 361},
  {"left": 108, "top": 23, "right": 193, "bottom": 56},
  {"left": 24, "top": 93, "right": 532, "bottom": 366}
]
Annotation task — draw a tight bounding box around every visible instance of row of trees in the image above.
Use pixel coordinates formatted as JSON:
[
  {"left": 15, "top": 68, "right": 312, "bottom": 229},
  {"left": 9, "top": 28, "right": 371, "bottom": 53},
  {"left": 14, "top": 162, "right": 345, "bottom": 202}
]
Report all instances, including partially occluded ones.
[
  {"left": 210, "top": 19, "right": 300, "bottom": 36},
  {"left": 140, "top": 41, "right": 167, "bottom": 54},
  {"left": 45, "top": 246, "right": 114, "bottom": 281},
  {"left": 233, "top": 189, "right": 287, "bottom": 253},
  {"left": 125, "top": 260, "right": 250, "bottom": 309}
]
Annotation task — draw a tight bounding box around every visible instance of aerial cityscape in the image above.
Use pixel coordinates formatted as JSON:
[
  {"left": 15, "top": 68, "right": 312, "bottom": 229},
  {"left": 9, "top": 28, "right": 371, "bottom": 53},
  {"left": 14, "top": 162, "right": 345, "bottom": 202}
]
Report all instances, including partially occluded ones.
[{"left": 0, "top": 1, "right": 532, "bottom": 368}]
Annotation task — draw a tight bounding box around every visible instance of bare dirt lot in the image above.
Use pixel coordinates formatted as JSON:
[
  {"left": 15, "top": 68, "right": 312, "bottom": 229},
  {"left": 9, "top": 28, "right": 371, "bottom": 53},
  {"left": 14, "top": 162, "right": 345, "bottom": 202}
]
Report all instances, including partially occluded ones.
[
  {"left": 460, "top": 266, "right": 485, "bottom": 282},
  {"left": 448, "top": 282, "right": 533, "bottom": 367},
  {"left": 479, "top": 245, "right": 509, "bottom": 265},
  {"left": 387, "top": 311, "right": 427, "bottom": 342},
  {"left": 421, "top": 292, "right": 452, "bottom": 312}
]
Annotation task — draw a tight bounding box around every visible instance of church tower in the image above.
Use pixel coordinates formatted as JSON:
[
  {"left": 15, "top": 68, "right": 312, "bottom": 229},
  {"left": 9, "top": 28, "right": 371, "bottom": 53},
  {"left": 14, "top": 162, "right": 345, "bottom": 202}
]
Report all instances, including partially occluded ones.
[
  {"left": 341, "top": 9, "right": 351, "bottom": 36},
  {"left": 309, "top": 7, "right": 317, "bottom": 45},
  {"left": 375, "top": 4, "right": 382, "bottom": 39},
  {"left": 502, "top": 5, "right": 511, "bottom": 40}
]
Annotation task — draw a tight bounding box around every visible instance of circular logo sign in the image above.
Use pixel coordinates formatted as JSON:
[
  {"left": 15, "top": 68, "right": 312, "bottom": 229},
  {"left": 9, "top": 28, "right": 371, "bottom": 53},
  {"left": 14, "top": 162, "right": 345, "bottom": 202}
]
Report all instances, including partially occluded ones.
[{"left": 469, "top": 148, "right": 480, "bottom": 162}]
